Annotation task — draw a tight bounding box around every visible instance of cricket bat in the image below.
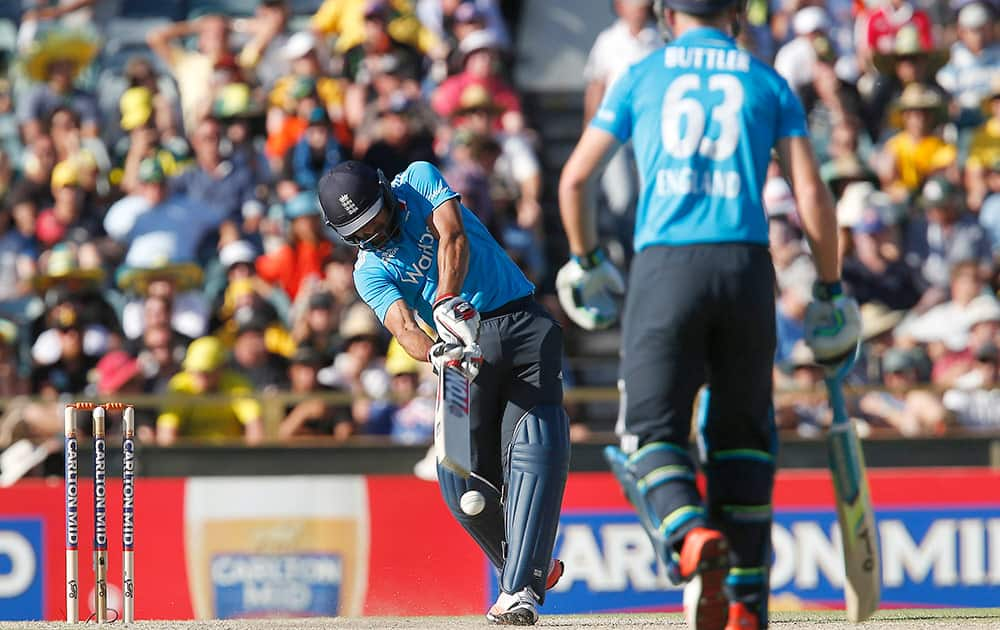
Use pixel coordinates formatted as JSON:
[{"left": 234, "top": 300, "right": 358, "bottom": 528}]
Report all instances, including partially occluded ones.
[
  {"left": 825, "top": 374, "right": 880, "bottom": 622},
  {"left": 435, "top": 364, "right": 472, "bottom": 478}
]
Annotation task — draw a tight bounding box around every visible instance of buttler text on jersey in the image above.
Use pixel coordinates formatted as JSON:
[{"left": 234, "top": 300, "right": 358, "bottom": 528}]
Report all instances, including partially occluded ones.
[{"left": 656, "top": 45, "right": 751, "bottom": 201}]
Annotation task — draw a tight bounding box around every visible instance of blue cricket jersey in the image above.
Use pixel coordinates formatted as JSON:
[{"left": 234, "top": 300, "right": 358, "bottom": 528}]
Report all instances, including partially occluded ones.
[
  {"left": 353, "top": 161, "right": 534, "bottom": 327},
  {"left": 590, "top": 27, "right": 808, "bottom": 251}
]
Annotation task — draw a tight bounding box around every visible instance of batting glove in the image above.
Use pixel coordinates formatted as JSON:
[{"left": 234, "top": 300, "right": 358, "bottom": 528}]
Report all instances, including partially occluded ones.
[
  {"left": 804, "top": 281, "right": 861, "bottom": 376},
  {"left": 433, "top": 294, "right": 480, "bottom": 347},
  {"left": 556, "top": 248, "right": 626, "bottom": 330},
  {"left": 428, "top": 341, "right": 483, "bottom": 381}
]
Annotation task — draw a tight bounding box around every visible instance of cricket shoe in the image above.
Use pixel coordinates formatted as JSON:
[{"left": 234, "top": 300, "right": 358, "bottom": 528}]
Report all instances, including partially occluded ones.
[
  {"left": 485, "top": 560, "right": 561, "bottom": 626},
  {"left": 486, "top": 587, "right": 539, "bottom": 625},
  {"left": 724, "top": 602, "right": 760, "bottom": 630},
  {"left": 680, "top": 527, "right": 730, "bottom": 630}
]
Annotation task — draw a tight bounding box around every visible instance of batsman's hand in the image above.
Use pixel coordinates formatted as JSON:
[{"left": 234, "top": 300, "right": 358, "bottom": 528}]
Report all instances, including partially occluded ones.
[
  {"left": 804, "top": 281, "right": 861, "bottom": 376},
  {"left": 433, "top": 294, "right": 480, "bottom": 347},
  {"left": 556, "top": 248, "right": 626, "bottom": 330},
  {"left": 428, "top": 341, "right": 483, "bottom": 381}
]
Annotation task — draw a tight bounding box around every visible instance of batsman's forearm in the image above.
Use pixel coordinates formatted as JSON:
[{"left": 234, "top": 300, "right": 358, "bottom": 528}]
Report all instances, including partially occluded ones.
[
  {"left": 558, "top": 174, "right": 598, "bottom": 257},
  {"left": 435, "top": 232, "right": 469, "bottom": 298},
  {"left": 779, "top": 136, "right": 840, "bottom": 282},
  {"left": 398, "top": 327, "right": 434, "bottom": 362}
]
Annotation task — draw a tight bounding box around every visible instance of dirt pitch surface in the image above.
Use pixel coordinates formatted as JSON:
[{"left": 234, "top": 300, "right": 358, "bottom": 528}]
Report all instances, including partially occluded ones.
[{"left": 2, "top": 610, "right": 999, "bottom": 630}]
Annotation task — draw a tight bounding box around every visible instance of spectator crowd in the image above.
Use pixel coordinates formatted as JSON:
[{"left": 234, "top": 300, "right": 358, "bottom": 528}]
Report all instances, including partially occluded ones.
[{"left": 0, "top": 0, "right": 997, "bottom": 452}]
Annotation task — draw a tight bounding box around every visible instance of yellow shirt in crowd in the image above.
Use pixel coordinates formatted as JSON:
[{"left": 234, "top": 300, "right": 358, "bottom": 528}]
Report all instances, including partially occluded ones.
[
  {"left": 884, "top": 133, "right": 957, "bottom": 192},
  {"left": 967, "top": 118, "right": 1000, "bottom": 170},
  {"left": 311, "top": 0, "right": 439, "bottom": 53},
  {"left": 157, "top": 370, "right": 261, "bottom": 440}
]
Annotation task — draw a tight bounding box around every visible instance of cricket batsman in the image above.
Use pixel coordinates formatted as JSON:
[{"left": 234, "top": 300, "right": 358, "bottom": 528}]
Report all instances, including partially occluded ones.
[
  {"left": 318, "top": 160, "right": 568, "bottom": 625},
  {"left": 557, "top": 1, "right": 860, "bottom": 628}
]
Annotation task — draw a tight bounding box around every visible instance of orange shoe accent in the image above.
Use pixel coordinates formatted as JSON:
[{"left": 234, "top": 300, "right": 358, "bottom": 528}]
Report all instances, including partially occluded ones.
[
  {"left": 680, "top": 527, "right": 730, "bottom": 630},
  {"left": 724, "top": 602, "right": 760, "bottom": 630},
  {"left": 679, "top": 527, "right": 729, "bottom": 579}
]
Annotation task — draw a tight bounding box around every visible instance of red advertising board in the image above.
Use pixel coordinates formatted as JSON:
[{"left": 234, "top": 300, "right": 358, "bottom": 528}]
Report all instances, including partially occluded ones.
[
  {"left": 1, "top": 468, "right": 998, "bottom": 620},
  {"left": 0, "top": 479, "right": 190, "bottom": 621}
]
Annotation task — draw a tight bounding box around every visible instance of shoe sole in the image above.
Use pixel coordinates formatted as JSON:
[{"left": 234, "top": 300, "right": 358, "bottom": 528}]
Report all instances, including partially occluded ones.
[
  {"left": 682, "top": 536, "right": 730, "bottom": 630},
  {"left": 488, "top": 606, "right": 538, "bottom": 626}
]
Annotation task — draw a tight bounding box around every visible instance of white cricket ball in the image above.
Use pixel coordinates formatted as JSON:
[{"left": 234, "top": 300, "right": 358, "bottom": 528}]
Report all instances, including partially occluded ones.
[{"left": 460, "top": 490, "right": 486, "bottom": 516}]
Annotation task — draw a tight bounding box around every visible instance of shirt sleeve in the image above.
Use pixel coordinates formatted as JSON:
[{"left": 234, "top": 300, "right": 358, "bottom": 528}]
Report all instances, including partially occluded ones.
[
  {"left": 354, "top": 257, "right": 405, "bottom": 323},
  {"left": 402, "top": 161, "right": 460, "bottom": 217},
  {"left": 589, "top": 64, "right": 635, "bottom": 142},
  {"left": 775, "top": 76, "right": 808, "bottom": 139}
]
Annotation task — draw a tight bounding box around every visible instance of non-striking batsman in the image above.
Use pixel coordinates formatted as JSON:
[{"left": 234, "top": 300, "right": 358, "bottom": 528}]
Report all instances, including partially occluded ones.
[{"left": 64, "top": 403, "right": 138, "bottom": 624}]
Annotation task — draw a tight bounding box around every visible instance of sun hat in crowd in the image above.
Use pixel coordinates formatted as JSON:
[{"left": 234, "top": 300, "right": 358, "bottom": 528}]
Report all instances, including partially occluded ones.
[
  {"left": 964, "top": 295, "right": 1000, "bottom": 328},
  {"left": 95, "top": 350, "right": 142, "bottom": 395},
  {"left": 219, "top": 240, "right": 258, "bottom": 270},
  {"left": 119, "top": 87, "right": 153, "bottom": 131},
  {"left": 22, "top": 29, "right": 98, "bottom": 82},
  {"left": 792, "top": 6, "right": 828, "bottom": 36},
  {"left": 33, "top": 245, "right": 104, "bottom": 293},
  {"left": 339, "top": 303, "right": 381, "bottom": 342},
  {"left": 116, "top": 260, "right": 204, "bottom": 294},
  {"left": 958, "top": 2, "right": 991, "bottom": 29},
  {"left": 860, "top": 302, "right": 905, "bottom": 341},
  {"left": 183, "top": 336, "right": 227, "bottom": 372},
  {"left": 459, "top": 29, "right": 503, "bottom": 61},
  {"left": 889, "top": 83, "right": 947, "bottom": 128},
  {"left": 873, "top": 25, "right": 947, "bottom": 77}
]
